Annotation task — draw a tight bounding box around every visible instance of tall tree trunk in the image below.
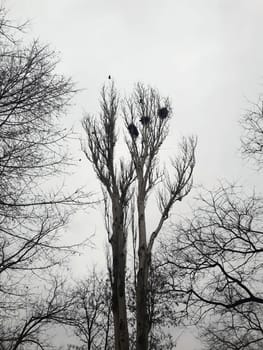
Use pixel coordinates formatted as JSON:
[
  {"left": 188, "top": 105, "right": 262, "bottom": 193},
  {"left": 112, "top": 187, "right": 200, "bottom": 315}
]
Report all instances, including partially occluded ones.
[
  {"left": 136, "top": 192, "right": 150, "bottom": 350},
  {"left": 111, "top": 200, "right": 129, "bottom": 350},
  {"left": 136, "top": 252, "right": 150, "bottom": 350},
  {"left": 104, "top": 302, "right": 111, "bottom": 350}
]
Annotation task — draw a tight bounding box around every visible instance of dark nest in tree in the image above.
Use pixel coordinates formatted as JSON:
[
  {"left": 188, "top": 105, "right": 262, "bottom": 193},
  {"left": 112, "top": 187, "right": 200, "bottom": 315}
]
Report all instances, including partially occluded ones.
[
  {"left": 158, "top": 107, "right": 169, "bottom": 120},
  {"left": 140, "top": 116, "right": 151, "bottom": 125},
  {"left": 128, "top": 123, "right": 139, "bottom": 138}
]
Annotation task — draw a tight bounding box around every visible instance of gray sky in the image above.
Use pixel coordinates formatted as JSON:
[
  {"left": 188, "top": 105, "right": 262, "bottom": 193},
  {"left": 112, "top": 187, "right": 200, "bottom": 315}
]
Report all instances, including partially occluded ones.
[
  {"left": 7, "top": 1, "right": 263, "bottom": 349},
  {"left": 8, "top": 0, "right": 263, "bottom": 185}
]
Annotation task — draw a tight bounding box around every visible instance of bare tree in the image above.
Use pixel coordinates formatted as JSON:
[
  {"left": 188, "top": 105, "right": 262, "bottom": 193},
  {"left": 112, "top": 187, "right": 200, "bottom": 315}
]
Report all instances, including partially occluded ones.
[
  {"left": 83, "top": 85, "right": 133, "bottom": 350},
  {"left": 241, "top": 97, "right": 263, "bottom": 167},
  {"left": 123, "top": 84, "right": 196, "bottom": 350},
  {"left": 126, "top": 260, "right": 178, "bottom": 350},
  {"left": 0, "top": 7, "right": 91, "bottom": 349},
  {"left": 200, "top": 305, "right": 263, "bottom": 350},
  {"left": 63, "top": 271, "right": 114, "bottom": 350},
  {"left": 156, "top": 92, "right": 263, "bottom": 349},
  {"left": 160, "top": 184, "right": 263, "bottom": 349},
  {"left": 82, "top": 82, "right": 196, "bottom": 349},
  {"left": 0, "top": 277, "right": 75, "bottom": 350},
  {"left": 63, "top": 265, "right": 177, "bottom": 350}
]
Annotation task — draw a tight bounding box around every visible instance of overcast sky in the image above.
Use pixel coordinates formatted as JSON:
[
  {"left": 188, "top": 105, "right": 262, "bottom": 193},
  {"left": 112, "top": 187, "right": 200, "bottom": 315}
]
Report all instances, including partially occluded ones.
[{"left": 7, "top": 1, "right": 263, "bottom": 349}]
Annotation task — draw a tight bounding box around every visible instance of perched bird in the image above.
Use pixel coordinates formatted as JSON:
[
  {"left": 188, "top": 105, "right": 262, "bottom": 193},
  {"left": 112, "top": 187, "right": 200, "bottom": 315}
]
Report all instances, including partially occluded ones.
[
  {"left": 139, "top": 98, "right": 143, "bottom": 104},
  {"left": 158, "top": 107, "right": 169, "bottom": 120},
  {"left": 108, "top": 75, "right": 111, "bottom": 80},
  {"left": 128, "top": 123, "right": 139, "bottom": 138}
]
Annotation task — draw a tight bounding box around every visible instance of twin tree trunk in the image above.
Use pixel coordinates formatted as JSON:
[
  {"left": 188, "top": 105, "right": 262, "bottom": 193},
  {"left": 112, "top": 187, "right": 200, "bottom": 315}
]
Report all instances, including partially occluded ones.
[
  {"left": 110, "top": 187, "right": 151, "bottom": 350},
  {"left": 83, "top": 83, "right": 196, "bottom": 350},
  {"left": 111, "top": 185, "right": 151, "bottom": 350}
]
